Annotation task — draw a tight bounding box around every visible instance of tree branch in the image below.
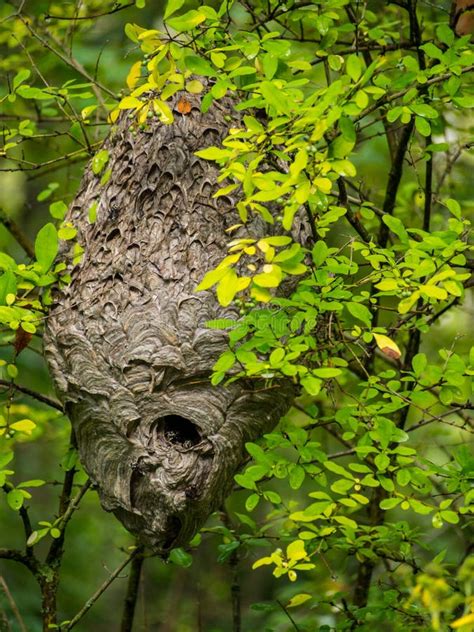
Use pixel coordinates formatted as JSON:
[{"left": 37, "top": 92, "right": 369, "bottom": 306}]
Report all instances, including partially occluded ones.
[
  {"left": 65, "top": 548, "right": 142, "bottom": 631},
  {"left": 338, "top": 178, "right": 372, "bottom": 243},
  {"left": 0, "top": 548, "right": 37, "bottom": 572},
  {"left": 45, "top": 2, "right": 135, "bottom": 21},
  {"left": 0, "top": 576, "right": 27, "bottom": 632},
  {"left": 120, "top": 545, "right": 145, "bottom": 632},
  {"left": 19, "top": 16, "right": 118, "bottom": 101},
  {"left": 0, "top": 379, "right": 63, "bottom": 411}
]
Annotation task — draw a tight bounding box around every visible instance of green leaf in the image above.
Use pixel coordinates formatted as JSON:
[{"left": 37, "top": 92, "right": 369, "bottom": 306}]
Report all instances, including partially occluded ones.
[
  {"left": 287, "top": 539, "right": 307, "bottom": 561},
  {"left": 184, "top": 54, "right": 216, "bottom": 76},
  {"left": 346, "top": 54, "right": 362, "bottom": 82},
  {"left": 396, "top": 469, "right": 411, "bottom": 487},
  {"left": 382, "top": 215, "right": 408, "bottom": 242},
  {"left": 346, "top": 302, "right": 372, "bottom": 327},
  {"left": 439, "top": 510, "right": 459, "bottom": 524},
  {"left": 16, "top": 85, "right": 51, "bottom": 100},
  {"left": 436, "top": 23, "right": 455, "bottom": 45},
  {"left": 17, "top": 479, "right": 45, "bottom": 488},
  {"left": 325, "top": 461, "right": 353, "bottom": 479},
  {"left": 312, "top": 241, "right": 328, "bottom": 267},
  {"left": 0, "top": 451, "right": 13, "bottom": 469},
  {"left": 415, "top": 116, "right": 431, "bottom": 137},
  {"left": 412, "top": 353, "right": 427, "bottom": 376},
  {"left": 167, "top": 10, "right": 206, "bottom": 32},
  {"left": 35, "top": 223, "right": 58, "bottom": 272},
  {"left": 37, "top": 182, "right": 59, "bottom": 202},
  {"left": 380, "top": 497, "right": 402, "bottom": 510},
  {"left": 217, "top": 541, "right": 240, "bottom": 562},
  {"left": 217, "top": 269, "right": 240, "bottom": 306},
  {"left": 245, "top": 493, "right": 260, "bottom": 511},
  {"left": 92, "top": 149, "right": 109, "bottom": 175},
  {"left": 169, "top": 547, "right": 193, "bottom": 567},
  {"left": 411, "top": 103, "right": 438, "bottom": 119},
  {"left": 289, "top": 465, "right": 305, "bottom": 490},
  {"left": 375, "top": 279, "right": 398, "bottom": 292},
  {"left": 333, "top": 515, "right": 357, "bottom": 529},
  {"left": 213, "top": 351, "right": 235, "bottom": 372},
  {"left": 263, "top": 53, "right": 278, "bottom": 80},
  {"left": 374, "top": 453, "right": 390, "bottom": 471},
  {"left": 409, "top": 499, "right": 433, "bottom": 515},
  {"left": 164, "top": 0, "right": 186, "bottom": 20},
  {"left": 13, "top": 69, "right": 31, "bottom": 91},
  {"left": 195, "top": 147, "right": 230, "bottom": 161},
  {"left": 11, "top": 419, "right": 35, "bottom": 434},
  {"left": 313, "top": 367, "right": 342, "bottom": 379},
  {"left": 196, "top": 266, "right": 229, "bottom": 291},
  {"left": 287, "top": 593, "right": 312, "bottom": 608},
  {"left": 88, "top": 202, "right": 98, "bottom": 224},
  {"left": 301, "top": 376, "right": 322, "bottom": 396},
  {"left": 49, "top": 201, "right": 68, "bottom": 220},
  {"left": 234, "top": 473, "right": 257, "bottom": 491},
  {"left": 7, "top": 489, "right": 24, "bottom": 511},
  {"left": 186, "top": 79, "right": 204, "bottom": 94},
  {"left": 7, "top": 364, "right": 18, "bottom": 379},
  {"left": 0, "top": 271, "right": 17, "bottom": 306}
]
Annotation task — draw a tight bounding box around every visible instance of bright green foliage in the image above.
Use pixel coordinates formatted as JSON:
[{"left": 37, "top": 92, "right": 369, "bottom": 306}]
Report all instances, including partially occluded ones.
[{"left": 0, "top": 0, "right": 473, "bottom": 630}]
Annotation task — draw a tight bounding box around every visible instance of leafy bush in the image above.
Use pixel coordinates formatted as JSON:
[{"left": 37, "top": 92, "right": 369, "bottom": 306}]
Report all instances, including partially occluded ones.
[{"left": 0, "top": 0, "right": 472, "bottom": 630}]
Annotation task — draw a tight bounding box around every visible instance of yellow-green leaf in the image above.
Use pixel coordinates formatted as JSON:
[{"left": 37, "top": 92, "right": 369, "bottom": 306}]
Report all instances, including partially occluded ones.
[
  {"left": 420, "top": 284, "right": 448, "bottom": 300},
  {"left": 118, "top": 96, "right": 143, "bottom": 110},
  {"left": 11, "top": 419, "right": 36, "bottom": 435},
  {"left": 373, "top": 333, "right": 401, "bottom": 360},
  {"left": 375, "top": 279, "right": 399, "bottom": 292},
  {"left": 217, "top": 269, "right": 239, "bottom": 306},
  {"left": 186, "top": 80, "right": 204, "bottom": 94},
  {"left": 126, "top": 61, "right": 142, "bottom": 90},
  {"left": 252, "top": 556, "right": 274, "bottom": 570},
  {"left": 287, "top": 593, "right": 312, "bottom": 608},
  {"left": 286, "top": 539, "right": 307, "bottom": 562},
  {"left": 451, "top": 613, "right": 474, "bottom": 629},
  {"left": 253, "top": 265, "right": 282, "bottom": 288},
  {"left": 196, "top": 266, "right": 229, "bottom": 291},
  {"left": 153, "top": 100, "right": 174, "bottom": 124}
]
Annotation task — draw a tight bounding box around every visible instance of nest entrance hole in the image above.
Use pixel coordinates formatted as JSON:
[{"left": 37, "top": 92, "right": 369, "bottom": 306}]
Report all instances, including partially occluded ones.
[{"left": 160, "top": 415, "right": 201, "bottom": 449}]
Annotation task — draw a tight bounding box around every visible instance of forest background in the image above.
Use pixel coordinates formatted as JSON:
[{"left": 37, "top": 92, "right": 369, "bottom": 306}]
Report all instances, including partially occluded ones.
[{"left": 0, "top": 0, "right": 473, "bottom": 631}]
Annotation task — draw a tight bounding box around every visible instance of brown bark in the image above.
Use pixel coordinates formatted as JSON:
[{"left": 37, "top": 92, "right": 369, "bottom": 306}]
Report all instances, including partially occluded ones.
[{"left": 44, "top": 88, "right": 298, "bottom": 552}]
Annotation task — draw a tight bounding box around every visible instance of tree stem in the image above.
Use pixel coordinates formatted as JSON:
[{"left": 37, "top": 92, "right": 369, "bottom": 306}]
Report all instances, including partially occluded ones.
[{"left": 120, "top": 546, "right": 145, "bottom": 632}]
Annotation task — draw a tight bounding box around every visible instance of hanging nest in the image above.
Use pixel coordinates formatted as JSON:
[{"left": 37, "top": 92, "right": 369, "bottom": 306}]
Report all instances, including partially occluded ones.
[{"left": 44, "top": 89, "right": 305, "bottom": 552}]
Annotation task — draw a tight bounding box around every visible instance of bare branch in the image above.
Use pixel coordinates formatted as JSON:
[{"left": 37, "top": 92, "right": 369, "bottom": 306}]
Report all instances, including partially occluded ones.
[
  {"left": 45, "top": 2, "right": 135, "bottom": 21},
  {"left": 0, "top": 576, "right": 27, "bottom": 632},
  {"left": 0, "top": 379, "right": 63, "bottom": 411},
  {"left": 120, "top": 545, "right": 145, "bottom": 632},
  {"left": 65, "top": 548, "right": 143, "bottom": 631}
]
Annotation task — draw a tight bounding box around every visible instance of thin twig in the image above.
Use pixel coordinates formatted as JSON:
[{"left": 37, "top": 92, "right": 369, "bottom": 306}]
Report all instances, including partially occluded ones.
[
  {"left": 45, "top": 2, "right": 135, "bottom": 21},
  {"left": 120, "top": 545, "right": 145, "bottom": 632},
  {"left": 19, "top": 16, "right": 118, "bottom": 101},
  {"left": 0, "top": 379, "right": 63, "bottom": 411},
  {"left": 54, "top": 478, "right": 91, "bottom": 537},
  {"left": 338, "top": 179, "right": 371, "bottom": 243},
  {"left": 0, "top": 576, "right": 28, "bottom": 632},
  {"left": 276, "top": 599, "right": 300, "bottom": 631},
  {"left": 65, "top": 549, "right": 142, "bottom": 631}
]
